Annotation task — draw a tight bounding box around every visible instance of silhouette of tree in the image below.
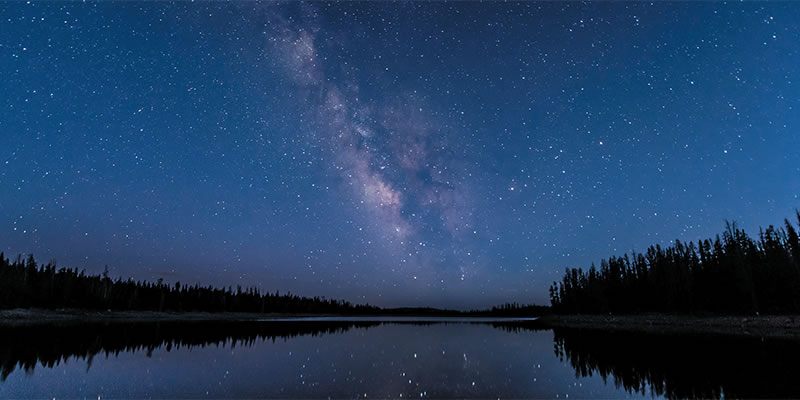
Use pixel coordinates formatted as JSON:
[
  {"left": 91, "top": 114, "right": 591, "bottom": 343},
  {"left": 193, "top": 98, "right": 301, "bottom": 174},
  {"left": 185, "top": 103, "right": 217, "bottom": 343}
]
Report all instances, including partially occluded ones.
[
  {"left": 550, "top": 212, "right": 800, "bottom": 315},
  {"left": 0, "top": 254, "right": 381, "bottom": 315},
  {"left": 0, "top": 252, "right": 548, "bottom": 316}
]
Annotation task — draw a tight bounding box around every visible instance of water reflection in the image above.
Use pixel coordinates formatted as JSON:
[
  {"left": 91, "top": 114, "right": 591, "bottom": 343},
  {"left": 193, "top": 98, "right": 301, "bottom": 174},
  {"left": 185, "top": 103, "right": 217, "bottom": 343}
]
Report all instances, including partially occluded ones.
[
  {"left": 552, "top": 327, "right": 800, "bottom": 399},
  {"left": 0, "top": 319, "right": 798, "bottom": 398},
  {"left": 0, "top": 320, "right": 381, "bottom": 381}
]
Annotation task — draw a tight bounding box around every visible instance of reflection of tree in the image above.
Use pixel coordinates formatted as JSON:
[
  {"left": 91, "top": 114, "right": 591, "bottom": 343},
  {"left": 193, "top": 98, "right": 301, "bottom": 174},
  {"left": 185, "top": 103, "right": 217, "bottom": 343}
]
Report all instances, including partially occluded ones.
[
  {"left": 12, "top": 320, "right": 794, "bottom": 400},
  {"left": 0, "top": 320, "right": 379, "bottom": 381},
  {"left": 552, "top": 327, "right": 800, "bottom": 399},
  {"left": 490, "top": 321, "right": 549, "bottom": 333},
  {"left": 0, "top": 320, "right": 551, "bottom": 381}
]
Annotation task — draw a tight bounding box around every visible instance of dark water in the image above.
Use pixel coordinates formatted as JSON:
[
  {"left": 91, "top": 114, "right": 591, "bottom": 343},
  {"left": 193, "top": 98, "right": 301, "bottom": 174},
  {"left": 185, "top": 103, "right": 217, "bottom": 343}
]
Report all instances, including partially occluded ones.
[{"left": 1, "top": 318, "right": 798, "bottom": 398}]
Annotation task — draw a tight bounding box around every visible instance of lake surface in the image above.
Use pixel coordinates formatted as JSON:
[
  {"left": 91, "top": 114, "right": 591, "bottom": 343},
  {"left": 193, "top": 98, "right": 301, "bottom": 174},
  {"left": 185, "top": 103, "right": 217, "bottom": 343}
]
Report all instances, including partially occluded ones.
[{"left": 1, "top": 317, "right": 799, "bottom": 398}]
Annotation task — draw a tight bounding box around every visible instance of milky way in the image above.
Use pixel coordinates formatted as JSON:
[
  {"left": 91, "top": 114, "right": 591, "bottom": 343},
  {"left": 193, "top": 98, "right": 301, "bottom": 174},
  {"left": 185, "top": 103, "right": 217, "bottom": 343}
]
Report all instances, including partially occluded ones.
[{"left": 1, "top": 2, "right": 799, "bottom": 308}]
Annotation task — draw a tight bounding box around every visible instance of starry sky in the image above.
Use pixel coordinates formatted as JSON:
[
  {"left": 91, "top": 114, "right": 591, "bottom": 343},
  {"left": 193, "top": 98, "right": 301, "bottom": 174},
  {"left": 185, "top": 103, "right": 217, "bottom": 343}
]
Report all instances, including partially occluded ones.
[{"left": 1, "top": 2, "right": 799, "bottom": 309}]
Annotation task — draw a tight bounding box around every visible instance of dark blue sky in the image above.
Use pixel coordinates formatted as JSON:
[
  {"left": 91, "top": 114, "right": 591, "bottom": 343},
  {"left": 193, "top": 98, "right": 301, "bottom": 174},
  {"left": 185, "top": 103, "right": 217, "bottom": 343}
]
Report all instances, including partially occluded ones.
[{"left": 1, "top": 2, "right": 798, "bottom": 308}]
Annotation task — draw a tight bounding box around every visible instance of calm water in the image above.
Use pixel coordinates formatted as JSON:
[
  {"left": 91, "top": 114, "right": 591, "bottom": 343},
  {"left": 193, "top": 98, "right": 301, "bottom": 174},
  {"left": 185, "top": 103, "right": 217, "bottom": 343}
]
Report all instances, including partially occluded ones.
[{"left": 1, "top": 318, "right": 798, "bottom": 398}]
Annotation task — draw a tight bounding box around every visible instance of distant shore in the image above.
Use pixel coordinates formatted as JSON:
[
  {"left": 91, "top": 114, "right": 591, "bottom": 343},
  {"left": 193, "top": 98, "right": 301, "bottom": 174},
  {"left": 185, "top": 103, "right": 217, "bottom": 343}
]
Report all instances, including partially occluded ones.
[
  {"left": 537, "top": 313, "right": 800, "bottom": 338},
  {"left": 0, "top": 308, "right": 297, "bottom": 325},
  {"left": 5, "top": 309, "right": 800, "bottom": 339},
  {"left": 0, "top": 308, "right": 539, "bottom": 326}
]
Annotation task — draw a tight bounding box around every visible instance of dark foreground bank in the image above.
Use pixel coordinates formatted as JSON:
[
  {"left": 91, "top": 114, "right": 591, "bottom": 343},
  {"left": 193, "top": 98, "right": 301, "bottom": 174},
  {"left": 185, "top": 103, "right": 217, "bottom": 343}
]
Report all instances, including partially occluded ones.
[{"left": 538, "top": 313, "right": 800, "bottom": 338}]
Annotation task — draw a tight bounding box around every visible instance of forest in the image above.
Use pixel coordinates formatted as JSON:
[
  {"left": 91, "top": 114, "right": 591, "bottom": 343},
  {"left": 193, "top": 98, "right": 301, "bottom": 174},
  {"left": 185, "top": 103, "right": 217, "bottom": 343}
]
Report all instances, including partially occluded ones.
[
  {"left": 0, "top": 253, "right": 379, "bottom": 314},
  {"left": 0, "top": 252, "right": 547, "bottom": 316},
  {"left": 550, "top": 212, "right": 800, "bottom": 314}
]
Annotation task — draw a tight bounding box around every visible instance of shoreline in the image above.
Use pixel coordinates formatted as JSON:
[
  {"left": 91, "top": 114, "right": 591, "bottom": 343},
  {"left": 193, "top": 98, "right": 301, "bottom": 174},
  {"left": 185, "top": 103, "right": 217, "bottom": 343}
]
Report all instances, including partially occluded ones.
[
  {"left": 4, "top": 308, "right": 800, "bottom": 339},
  {"left": 537, "top": 313, "right": 800, "bottom": 338},
  {"left": 0, "top": 308, "right": 308, "bottom": 325},
  {"left": 0, "top": 308, "right": 539, "bottom": 326}
]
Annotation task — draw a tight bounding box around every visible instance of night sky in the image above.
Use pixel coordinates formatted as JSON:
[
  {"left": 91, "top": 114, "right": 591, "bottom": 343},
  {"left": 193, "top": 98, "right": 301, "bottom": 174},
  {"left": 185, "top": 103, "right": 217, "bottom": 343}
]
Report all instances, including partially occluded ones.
[{"left": 1, "top": 2, "right": 799, "bottom": 308}]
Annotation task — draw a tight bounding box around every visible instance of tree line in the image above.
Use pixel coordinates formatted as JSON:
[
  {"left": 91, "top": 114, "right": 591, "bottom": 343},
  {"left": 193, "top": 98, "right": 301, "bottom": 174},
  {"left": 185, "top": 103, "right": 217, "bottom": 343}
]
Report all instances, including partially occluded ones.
[
  {"left": 0, "top": 252, "right": 549, "bottom": 316},
  {"left": 550, "top": 212, "right": 800, "bottom": 314},
  {"left": 0, "top": 253, "right": 380, "bottom": 314}
]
